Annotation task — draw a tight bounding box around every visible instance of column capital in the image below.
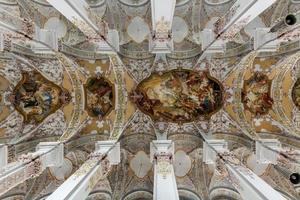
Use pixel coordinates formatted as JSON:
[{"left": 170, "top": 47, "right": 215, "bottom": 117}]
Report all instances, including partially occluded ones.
[
  {"left": 149, "top": 0, "right": 176, "bottom": 53},
  {"left": 95, "top": 29, "right": 120, "bottom": 54},
  {"left": 95, "top": 140, "right": 120, "bottom": 165},
  {"left": 0, "top": 142, "right": 63, "bottom": 197},
  {"left": 46, "top": 0, "right": 118, "bottom": 54},
  {"left": 255, "top": 139, "right": 281, "bottom": 164},
  {"left": 46, "top": 140, "right": 120, "bottom": 200},
  {"left": 150, "top": 140, "right": 174, "bottom": 163},
  {"left": 254, "top": 28, "right": 279, "bottom": 52},
  {"left": 36, "top": 142, "right": 64, "bottom": 168},
  {"left": 201, "top": 29, "right": 225, "bottom": 53},
  {"left": 151, "top": 140, "right": 179, "bottom": 200},
  {"left": 203, "top": 139, "right": 287, "bottom": 200},
  {"left": 203, "top": 139, "right": 228, "bottom": 164},
  {"left": 32, "top": 26, "right": 58, "bottom": 54}
]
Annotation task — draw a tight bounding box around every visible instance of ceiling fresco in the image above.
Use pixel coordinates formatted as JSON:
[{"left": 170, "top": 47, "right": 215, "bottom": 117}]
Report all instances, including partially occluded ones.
[
  {"left": 131, "top": 70, "right": 223, "bottom": 122},
  {"left": 242, "top": 72, "right": 273, "bottom": 116},
  {"left": 11, "top": 71, "right": 71, "bottom": 124},
  {"left": 0, "top": 0, "right": 299, "bottom": 200},
  {"left": 84, "top": 76, "right": 114, "bottom": 119}
]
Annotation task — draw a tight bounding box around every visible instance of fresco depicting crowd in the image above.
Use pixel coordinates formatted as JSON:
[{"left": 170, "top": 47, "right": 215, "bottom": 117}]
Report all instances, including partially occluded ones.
[{"left": 132, "top": 70, "right": 223, "bottom": 122}]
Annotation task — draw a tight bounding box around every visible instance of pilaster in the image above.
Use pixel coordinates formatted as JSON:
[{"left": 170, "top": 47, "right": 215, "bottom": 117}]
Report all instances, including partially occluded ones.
[
  {"left": 203, "top": 140, "right": 287, "bottom": 200},
  {"left": 150, "top": 140, "right": 179, "bottom": 200},
  {"left": 46, "top": 141, "right": 120, "bottom": 200},
  {"left": 149, "top": 0, "right": 176, "bottom": 53}
]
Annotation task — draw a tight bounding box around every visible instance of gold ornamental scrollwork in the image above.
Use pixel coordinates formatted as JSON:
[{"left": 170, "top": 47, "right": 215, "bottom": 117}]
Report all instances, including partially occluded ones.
[{"left": 109, "top": 55, "right": 128, "bottom": 140}]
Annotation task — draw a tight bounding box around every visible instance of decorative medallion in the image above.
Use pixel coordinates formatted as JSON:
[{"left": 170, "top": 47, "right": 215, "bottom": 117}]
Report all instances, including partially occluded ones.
[
  {"left": 292, "top": 78, "right": 300, "bottom": 110},
  {"left": 242, "top": 73, "right": 273, "bottom": 115},
  {"left": 11, "top": 71, "right": 71, "bottom": 124},
  {"left": 84, "top": 76, "right": 114, "bottom": 119},
  {"left": 131, "top": 70, "right": 223, "bottom": 122}
]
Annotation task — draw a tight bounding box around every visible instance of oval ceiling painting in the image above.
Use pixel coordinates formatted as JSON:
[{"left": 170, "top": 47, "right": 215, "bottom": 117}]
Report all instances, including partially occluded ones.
[
  {"left": 85, "top": 76, "right": 114, "bottom": 119},
  {"left": 242, "top": 72, "right": 273, "bottom": 115},
  {"left": 11, "top": 71, "right": 71, "bottom": 124},
  {"left": 131, "top": 70, "right": 224, "bottom": 122},
  {"left": 292, "top": 78, "right": 300, "bottom": 110}
]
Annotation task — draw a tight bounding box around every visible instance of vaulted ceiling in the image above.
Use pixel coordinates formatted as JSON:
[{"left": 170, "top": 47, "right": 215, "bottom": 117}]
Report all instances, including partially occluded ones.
[{"left": 0, "top": 0, "right": 299, "bottom": 200}]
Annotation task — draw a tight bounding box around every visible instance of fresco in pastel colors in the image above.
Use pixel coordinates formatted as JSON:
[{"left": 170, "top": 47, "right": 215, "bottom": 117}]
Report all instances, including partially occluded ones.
[
  {"left": 12, "top": 71, "right": 71, "bottom": 124},
  {"left": 85, "top": 76, "right": 114, "bottom": 119},
  {"left": 242, "top": 73, "right": 273, "bottom": 115},
  {"left": 132, "top": 70, "right": 223, "bottom": 122}
]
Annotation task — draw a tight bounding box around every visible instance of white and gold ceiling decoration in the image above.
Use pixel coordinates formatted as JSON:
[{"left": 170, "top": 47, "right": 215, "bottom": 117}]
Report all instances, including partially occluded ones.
[{"left": 0, "top": 0, "right": 299, "bottom": 200}]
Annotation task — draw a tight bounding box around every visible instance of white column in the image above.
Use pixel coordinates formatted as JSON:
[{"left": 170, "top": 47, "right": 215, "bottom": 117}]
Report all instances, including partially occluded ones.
[
  {"left": 150, "top": 140, "right": 179, "bottom": 200},
  {"left": 203, "top": 140, "right": 228, "bottom": 164},
  {"left": 256, "top": 139, "right": 300, "bottom": 176},
  {"left": 201, "top": 29, "right": 225, "bottom": 53},
  {"left": 270, "top": 13, "right": 300, "bottom": 34},
  {"left": 203, "top": 140, "right": 287, "bottom": 200},
  {"left": 225, "top": 163, "right": 287, "bottom": 200},
  {"left": 0, "top": 142, "right": 63, "bottom": 196},
  {"left": 254, "top": 28, "right": 279, "bottom": 52},
  {"left": 255, "top": 139, "right": 282, "bottom": 164},
  {"left": 200, "top": 0, "right": 277, "bottom": 57},
  {"left": 254, "top": 13, "right": 300, "bottom": 52},
  {"left": 98, "top": 29, "right": 120, "bottom": 54},
  {"left": 0, "top": 144, "right": 7, "bottom": 168},
  {"left": 46, "top": 0, "right": 96, "bottom": 35},
  {"left": 216, "top": 0, "right": 277, "bottom": 39},
  {"left": 46, "top": 141, "right": 120, "bottom": 200},
  {"left": 46, "top": 0, "right": 119, "bottom": 53},
  {"left": 149, "top": 0, "right": 176, "bottom": 53}
]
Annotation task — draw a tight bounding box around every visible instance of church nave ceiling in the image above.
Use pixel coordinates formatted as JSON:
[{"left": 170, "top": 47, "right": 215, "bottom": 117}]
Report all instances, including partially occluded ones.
[{"left": 0, "top": 0, "right": 299, "bottom": 200}]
